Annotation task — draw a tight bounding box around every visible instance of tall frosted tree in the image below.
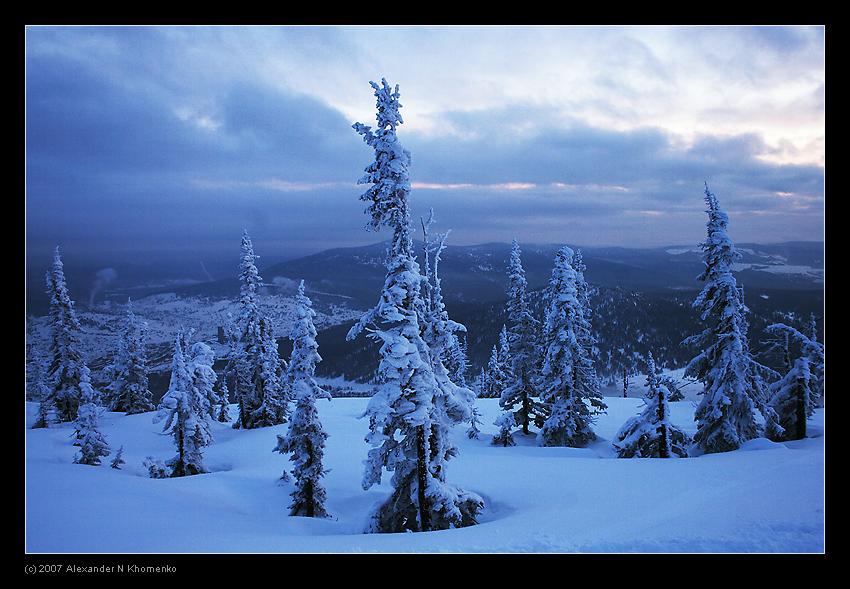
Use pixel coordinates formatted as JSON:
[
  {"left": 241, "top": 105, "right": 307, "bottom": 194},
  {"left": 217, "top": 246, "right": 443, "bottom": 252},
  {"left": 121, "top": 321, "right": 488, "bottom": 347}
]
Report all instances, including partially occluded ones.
[
  {"left": 44, "top": 247, "right": 98, "bottom": 422},
  {"left": 537, "top": 246, "right": 606, "bottom": 447},
  {"left": 613, "top": 352, "right": 689, "bottom": 458},
  {"left": 572, "top": 249, "right": 603, "bottom": 402},
  {"left": 684, "top": 185, "right": 774, "bottom": 454},
  {"left": 500, "top": 240, "right": 545, "bottom": 435},
  {"left": 418, "top": 214, "right": 479, "bottom": 491},
  {"left": 154, "top": 331, "right": 212, "bottom": 477},
  {"left": 763, "top": 323, "right": 824, "bottom": 441},
  {"left": 348, "top": 78, "right": 483, "bottom": 533},
  {"left": 105, "top": 299, "right": 155, "bottom": 414},
  {"left": 274, "top": 280, "right": 331, "bottom": 518},
  {"left": 233, "top": 231, "right": 288, "bottom": 429}
]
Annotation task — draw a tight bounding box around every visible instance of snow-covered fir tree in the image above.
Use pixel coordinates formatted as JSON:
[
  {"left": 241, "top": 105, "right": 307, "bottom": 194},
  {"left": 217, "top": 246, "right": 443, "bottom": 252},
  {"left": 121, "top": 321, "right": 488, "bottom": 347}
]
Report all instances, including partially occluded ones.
[
  {"left": 572, "top": 248, "right": 603, "bottom": 398},
  {"left": 26, "top": 320, "right": 51, "bottom": 402},
  {"left": 232, "top": 231, "right": 289, "bottom": 429},
  {"left": 154, "top": 331, "right": 212, "bottom": 477},
  {"left": 613, "top": 352, "right": 689, "bottom": 458},
  {"left": 492, "top": 411, "right": 517, "bottom": 447},
  {"left": 110, "top": 446, "right": 125, "bottom": 469},
  {"left": 248, "top": 316, "right": 289, "bottom": 427},
  {"left": 44, "top": 247, "right": 98, "bottom": 422},
  {"left": 808, "top": 314, "right": 824, "bottom": 408},
  {"left": 349, "top": 79, "right": 483, "bottom": 533},
  {"left": 213, "top": 376, "right": 231, "bottom": 423},
  {"left": 73, "top": 384, "right": 110, "bottom": 466},
  {"left": 500, "top": 240, "right": 545, "bottom": 435},
  {"left": 105, "top": 299, "right": 155, "bottom": 415},
  {"left": 684, "top": 184, "right": 775, "bottom": 454},
  {"left": 467, "top": 406, "right": 483, "bottom": 440},
  {"left": 187, "top": 340, "right": 219, "bottom": 421},
  {"left": 274, "top": 280, "right": 331, "bottom": 518},
  {"left": 763, "top": 323, "right": 824, "bottom": 441},
  {"left": 32, "top": 396, "right": 56, "bottom": 429},
  {"left": 482, "top": 325, "right": 512, "bottom": 399},
  {"left": 537, "top": 246, "right": 606, "bottom": 447},
  {"left": 418, "top": 212, "right": 480, "bottom": 495},
  {"left": 658, "top": 375, "right": 686, "bottom": 402},
  {"left": 28, "top": 333, "right": 54, "bottom": 427},
  {"left": 446, "top": 334, "right": 470, "bottom": 387}
]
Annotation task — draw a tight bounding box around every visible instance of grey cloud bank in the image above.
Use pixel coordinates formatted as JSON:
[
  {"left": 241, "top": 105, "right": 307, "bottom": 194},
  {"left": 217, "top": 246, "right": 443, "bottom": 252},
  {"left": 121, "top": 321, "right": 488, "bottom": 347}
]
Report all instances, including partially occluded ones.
[{"left": 25, "top": 25, "right": 824, "bottom": 261}]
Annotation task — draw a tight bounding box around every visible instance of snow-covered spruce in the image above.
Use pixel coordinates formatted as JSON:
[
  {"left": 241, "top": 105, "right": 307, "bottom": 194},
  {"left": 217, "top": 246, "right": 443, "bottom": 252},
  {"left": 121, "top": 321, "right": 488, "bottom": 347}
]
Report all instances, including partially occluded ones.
[
  {"left": 613, "top": 352, "right": 689, "bottom": 458},
  {"left": 500, "top": 240, "right": 545, "bottom": 435},
  {"left": 419, "top": 212, "right": 480, "bottom": 498},
  {"left": 572, "top": 248, "right": 604, "bottom": 403},
  {"left": 763, "top": 323, "right": 824, "bottom": 441},
  {"left": 481, "top": 325, "right": 511, "bottom": 399},
  {"left": 467, "top": 406, "right": 483, "bottom": 440},
  {"left": 684, "top": 185, "right": 776, "bottom": 454},
  {"left": 29, "top": 329, "right": 55, "bottom": 428},
  {"left": 658, "top": 375, "right": 686, "bottom": 402},
  {"left": 248, "top": 316, "right": 290, "bottom": 427},
  {"left": 73, "top": 385, "right": 110, "bottom": 466},
  {"left": 446, "top": 334, "right": 470, "bottom": 387},
  {"left": 187, "top": 339, "right": 220, "bottom": 421},
  {"left": 213, "top": 376, "right": 231, "bottom": 423},
  {"left": 44, "top": 247, "right": 99, "bottom": 422},
  {"left": 274, "top": 280, "right": 331, "bottom": 518},
  {"left": 233, "top": 231, "right": 289, "bottom": 429},
  {"left": 32, "top": 396, "right": 56, "bottom": 430},
  {"left": 110, "top": 446, "right": 125, "bottom": 469},
  {"left": 807, "top": 314, "right": 824, "bottom": 408},
  {"left": 492, "top": 411, "right": 517, "bottom": 447},
  {"left": 153, "top": 331, "right": 212, "bottom": 477},
  {"left": 537, "top": 246, "right": 606, "bottom": 447},
  {"left": 349, "top": 79, "right": 482, "bottom": 533},
  {"left": 26, "top": 320, "right": 51, "bottom": 403},
  {"left": 104, "top": 299, "right": 155, "bottom": 415}
]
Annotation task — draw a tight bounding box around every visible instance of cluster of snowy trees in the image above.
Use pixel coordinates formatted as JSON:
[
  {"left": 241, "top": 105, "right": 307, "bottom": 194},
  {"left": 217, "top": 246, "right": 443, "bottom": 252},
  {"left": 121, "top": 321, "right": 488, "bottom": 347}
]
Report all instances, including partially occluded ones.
[
  {"left": 474, "top": 240, "right": 607, "bottom": 448},
  {"left": 30, "top": 240, "right": 333, "bottom": 519},
  {"left": 470, "top": 182, "right": 823, "bottom": 457},
  {"left": 27, "top": 77, "right": 824, "bottom": 535},
  {"left": 682, "top": 185, "right": 824, "bottom": 451}
]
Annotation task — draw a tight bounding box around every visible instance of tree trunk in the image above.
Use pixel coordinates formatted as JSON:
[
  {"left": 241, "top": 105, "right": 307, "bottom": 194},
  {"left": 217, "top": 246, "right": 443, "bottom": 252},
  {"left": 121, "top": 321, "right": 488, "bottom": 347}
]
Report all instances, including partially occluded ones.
[
  {"left": 623, "top": 367, "right": 628, "bottom": 398},
  {"left": 795, "top": 376, "right": 807, "bottom": 440},
  {"left": 521, "top": 368, "right": 530, "bottom": 435},
  {"left": 416, "top": 424, "right": 430, "bottom": 532},
  {"left": 657, "top": 390, "right": 669, "bottom": 458}
]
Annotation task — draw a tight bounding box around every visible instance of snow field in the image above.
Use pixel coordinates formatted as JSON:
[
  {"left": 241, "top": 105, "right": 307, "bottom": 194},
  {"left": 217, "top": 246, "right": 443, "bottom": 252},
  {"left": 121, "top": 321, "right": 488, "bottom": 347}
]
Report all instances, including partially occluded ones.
[{"left": 25, "top": 398, "right": 824, "bottom": 553}]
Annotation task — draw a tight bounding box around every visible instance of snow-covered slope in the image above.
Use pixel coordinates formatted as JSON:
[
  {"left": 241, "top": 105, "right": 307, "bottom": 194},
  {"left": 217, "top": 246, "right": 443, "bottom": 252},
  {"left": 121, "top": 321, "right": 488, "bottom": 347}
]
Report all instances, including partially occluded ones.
[{"left": 25, "top": 397, "right": 824, "bottom": 553}]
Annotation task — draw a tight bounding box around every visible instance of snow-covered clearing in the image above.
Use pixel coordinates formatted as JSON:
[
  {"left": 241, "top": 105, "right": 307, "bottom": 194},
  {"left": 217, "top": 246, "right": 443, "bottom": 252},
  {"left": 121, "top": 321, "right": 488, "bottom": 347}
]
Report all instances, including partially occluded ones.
[{"left": 25, "top": 398, "right": 824, "bottom": 553}]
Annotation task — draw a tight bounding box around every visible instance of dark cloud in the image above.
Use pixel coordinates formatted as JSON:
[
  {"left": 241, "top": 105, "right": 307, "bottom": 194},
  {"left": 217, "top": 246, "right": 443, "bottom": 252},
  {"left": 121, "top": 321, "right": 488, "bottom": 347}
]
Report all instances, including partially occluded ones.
[{"left": 25, "top": 28, "right": 824, "bottom": 261}]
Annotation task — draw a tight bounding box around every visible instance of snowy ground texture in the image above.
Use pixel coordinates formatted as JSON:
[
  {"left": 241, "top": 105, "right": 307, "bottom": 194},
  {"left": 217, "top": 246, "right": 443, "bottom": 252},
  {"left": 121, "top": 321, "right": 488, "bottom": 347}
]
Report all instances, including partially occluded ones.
[{"left": 25, "top": 397, "right": 824, "bottom": 553}]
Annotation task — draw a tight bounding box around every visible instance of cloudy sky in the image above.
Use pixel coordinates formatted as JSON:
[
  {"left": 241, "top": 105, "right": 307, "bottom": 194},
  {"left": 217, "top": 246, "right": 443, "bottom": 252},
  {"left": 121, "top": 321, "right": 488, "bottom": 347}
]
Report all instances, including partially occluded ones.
[{"left": 25, "top": 25, "right": 824, "bottom": 260}]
